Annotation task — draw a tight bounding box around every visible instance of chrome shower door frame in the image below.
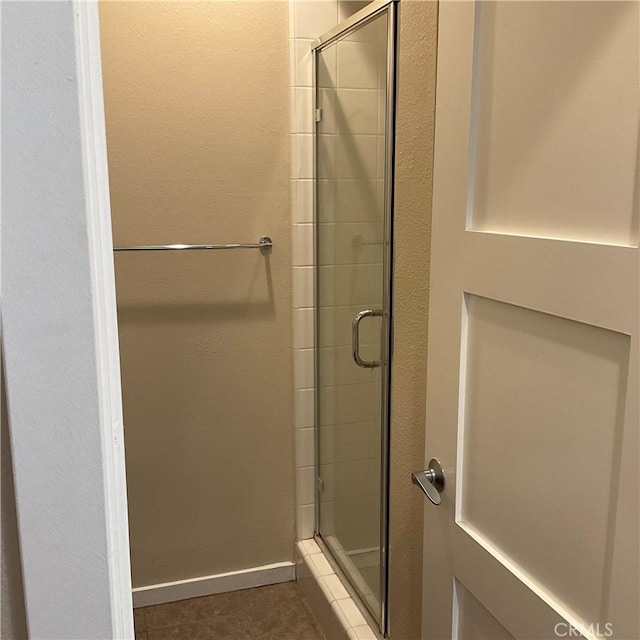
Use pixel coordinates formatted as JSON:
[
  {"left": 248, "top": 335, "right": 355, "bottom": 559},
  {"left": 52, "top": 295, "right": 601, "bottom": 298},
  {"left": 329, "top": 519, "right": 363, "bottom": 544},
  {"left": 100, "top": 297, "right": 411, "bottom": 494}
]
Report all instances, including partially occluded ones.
[{"left": 312, "top": 0, "right": 398, "bottom": 634}]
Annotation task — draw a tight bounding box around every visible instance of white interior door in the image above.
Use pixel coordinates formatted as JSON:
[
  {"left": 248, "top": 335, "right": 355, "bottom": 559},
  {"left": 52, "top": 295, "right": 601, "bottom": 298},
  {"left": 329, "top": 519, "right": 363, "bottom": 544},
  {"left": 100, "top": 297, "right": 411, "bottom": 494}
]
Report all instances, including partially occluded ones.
[{"left": 421, "top": 2, "right": 639, "bottom": 639}]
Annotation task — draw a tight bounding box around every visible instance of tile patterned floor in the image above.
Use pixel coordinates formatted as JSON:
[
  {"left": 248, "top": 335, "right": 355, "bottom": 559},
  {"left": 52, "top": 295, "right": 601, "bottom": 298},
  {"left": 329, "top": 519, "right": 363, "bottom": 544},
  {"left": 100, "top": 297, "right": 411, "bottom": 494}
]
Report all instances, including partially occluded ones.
[{"left": 134, "top": 582, "right": 326, "bottom": 640}]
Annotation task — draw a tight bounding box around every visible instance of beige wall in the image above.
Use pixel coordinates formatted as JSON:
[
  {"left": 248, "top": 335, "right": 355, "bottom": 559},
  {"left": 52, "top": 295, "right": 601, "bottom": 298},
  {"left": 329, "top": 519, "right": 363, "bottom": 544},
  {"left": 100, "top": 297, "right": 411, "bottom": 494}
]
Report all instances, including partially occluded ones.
[
  {"left": 1, "top": 369, "right": 29, "bottom": 640},
  {"left": 99, "top": 1, "right": 294, "bottom": 587},
  {"left": 389, "top": 1, "right": 438, "bottom": 639}
]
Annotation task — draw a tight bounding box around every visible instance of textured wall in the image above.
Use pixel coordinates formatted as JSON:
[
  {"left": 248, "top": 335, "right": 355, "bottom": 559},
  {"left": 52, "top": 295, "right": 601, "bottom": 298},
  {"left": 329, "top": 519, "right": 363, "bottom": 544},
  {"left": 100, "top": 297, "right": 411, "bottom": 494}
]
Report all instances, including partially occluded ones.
[
  {"left": 99, "top": 1, "right": 294, "bottom": 587},
  {"left": 389, "top": 1, "right": 438, "bottom": 639}
]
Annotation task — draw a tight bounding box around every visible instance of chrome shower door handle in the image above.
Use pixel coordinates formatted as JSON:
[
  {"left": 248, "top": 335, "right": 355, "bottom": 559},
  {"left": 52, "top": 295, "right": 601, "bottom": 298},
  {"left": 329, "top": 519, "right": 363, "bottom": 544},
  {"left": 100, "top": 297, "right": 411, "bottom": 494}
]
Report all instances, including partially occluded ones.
[
  {"left": 352, "top": 309, "right": 383, "bottom": 368},
  {"left": 412, "top": 459, "right": 445, "bottom": 506}
]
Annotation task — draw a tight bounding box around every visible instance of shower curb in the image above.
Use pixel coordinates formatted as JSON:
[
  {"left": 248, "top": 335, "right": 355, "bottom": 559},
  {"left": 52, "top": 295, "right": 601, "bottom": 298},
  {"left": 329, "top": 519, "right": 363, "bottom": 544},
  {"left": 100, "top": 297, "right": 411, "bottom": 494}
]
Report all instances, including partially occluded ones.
[{"left": 296, "top": 539, "right": 380, "bottom": 640}]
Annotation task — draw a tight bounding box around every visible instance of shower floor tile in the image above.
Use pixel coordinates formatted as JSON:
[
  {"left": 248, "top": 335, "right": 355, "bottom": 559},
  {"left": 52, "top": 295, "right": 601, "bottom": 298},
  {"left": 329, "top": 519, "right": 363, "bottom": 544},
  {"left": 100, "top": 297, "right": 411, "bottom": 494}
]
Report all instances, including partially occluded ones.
[{"left": 134, "top": 582, "right": 325, "bottom": 640}]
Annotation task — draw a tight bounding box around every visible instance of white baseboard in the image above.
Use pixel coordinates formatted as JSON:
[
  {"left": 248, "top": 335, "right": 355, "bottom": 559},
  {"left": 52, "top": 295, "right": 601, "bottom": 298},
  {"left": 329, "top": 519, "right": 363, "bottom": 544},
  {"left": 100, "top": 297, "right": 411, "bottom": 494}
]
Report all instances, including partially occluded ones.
[{"left": 132, "top": 561, "right": 296, "bottom": 608}]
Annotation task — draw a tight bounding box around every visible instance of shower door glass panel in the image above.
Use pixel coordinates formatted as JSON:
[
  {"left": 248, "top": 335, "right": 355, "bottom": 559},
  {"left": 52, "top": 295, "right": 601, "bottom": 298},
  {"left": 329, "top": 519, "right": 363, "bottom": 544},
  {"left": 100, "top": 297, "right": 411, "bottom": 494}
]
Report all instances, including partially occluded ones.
[{"left": 315, "top": 7, "right": 391, "bottom": 624}]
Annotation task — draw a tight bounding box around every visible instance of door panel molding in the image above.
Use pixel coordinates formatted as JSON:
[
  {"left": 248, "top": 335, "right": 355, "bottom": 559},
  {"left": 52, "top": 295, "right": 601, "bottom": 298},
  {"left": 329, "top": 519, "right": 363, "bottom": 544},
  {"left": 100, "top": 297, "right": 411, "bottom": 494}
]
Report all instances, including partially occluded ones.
[{"left": 422, "top": 2, "right": 639, "bottom": 639}]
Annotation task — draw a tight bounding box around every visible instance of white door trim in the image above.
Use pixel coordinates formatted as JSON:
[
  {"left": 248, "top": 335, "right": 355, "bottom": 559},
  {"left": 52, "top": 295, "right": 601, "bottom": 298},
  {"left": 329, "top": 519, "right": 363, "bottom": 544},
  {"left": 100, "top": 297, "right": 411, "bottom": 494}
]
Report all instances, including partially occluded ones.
[
  {"left": 2, "top": 1, "right": 133, "bottom": 637},
  {"left": 75, "top": 1, "right": 134, "bottom": 633}
]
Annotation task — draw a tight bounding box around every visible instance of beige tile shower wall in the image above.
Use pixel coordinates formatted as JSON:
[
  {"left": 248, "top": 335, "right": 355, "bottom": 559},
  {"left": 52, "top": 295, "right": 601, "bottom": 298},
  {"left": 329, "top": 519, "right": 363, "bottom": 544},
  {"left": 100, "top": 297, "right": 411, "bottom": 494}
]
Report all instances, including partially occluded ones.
[
  {"left": 291, "top": 0, "right": 383, "bottom": 543},
  {"left": 291, "top": 0, "right": 341, "bottom": 541},
  {"left": 100, "top": 1, "right": 294, "bottom": 588}
]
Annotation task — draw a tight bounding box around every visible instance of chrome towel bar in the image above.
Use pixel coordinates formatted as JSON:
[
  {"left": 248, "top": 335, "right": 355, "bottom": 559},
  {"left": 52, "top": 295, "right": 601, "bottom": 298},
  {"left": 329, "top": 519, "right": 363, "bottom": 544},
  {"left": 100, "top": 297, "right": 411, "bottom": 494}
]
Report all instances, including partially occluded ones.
[{"left": 113, "top": 236, "right": 273, "bottom": 252}]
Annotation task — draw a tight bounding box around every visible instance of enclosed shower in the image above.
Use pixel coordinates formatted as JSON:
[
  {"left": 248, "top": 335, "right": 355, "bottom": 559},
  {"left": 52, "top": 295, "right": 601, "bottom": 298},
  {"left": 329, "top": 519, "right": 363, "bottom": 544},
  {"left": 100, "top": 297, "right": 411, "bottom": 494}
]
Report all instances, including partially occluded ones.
[
  {"left": 313, "top": 0, "right": 396, "bottom": 632},
  {"left": 98, "top": 0, "right": 399, "bottom": 637}
]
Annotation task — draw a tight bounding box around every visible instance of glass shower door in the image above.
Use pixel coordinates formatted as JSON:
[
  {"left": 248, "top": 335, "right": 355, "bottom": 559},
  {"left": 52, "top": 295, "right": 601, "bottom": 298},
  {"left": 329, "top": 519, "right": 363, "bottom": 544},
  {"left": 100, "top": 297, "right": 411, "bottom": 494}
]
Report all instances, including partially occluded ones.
[{"left": 314, "top": 2, "right": 395, "bottom": 629}]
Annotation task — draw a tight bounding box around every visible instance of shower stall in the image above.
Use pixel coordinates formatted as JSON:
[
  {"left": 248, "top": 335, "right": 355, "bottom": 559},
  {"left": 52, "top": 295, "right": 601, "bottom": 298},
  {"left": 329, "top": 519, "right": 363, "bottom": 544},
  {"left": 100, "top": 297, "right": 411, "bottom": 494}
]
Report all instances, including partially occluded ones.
[{"left": 313, "top": 0, "right": 396, "bottom": 632}]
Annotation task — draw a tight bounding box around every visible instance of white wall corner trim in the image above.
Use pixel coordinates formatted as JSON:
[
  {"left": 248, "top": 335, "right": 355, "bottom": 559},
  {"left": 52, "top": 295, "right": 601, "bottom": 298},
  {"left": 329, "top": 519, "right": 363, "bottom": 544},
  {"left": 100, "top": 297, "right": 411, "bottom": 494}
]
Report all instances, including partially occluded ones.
[
  {"left": 132, "top": 562, "right": 296, "bottom": 608},
  {"left": 2, "top": 1, "right": 133, "bottom": 638},
  {"left": 73, "top": 1, "right": 134, "bottom": 634}
]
